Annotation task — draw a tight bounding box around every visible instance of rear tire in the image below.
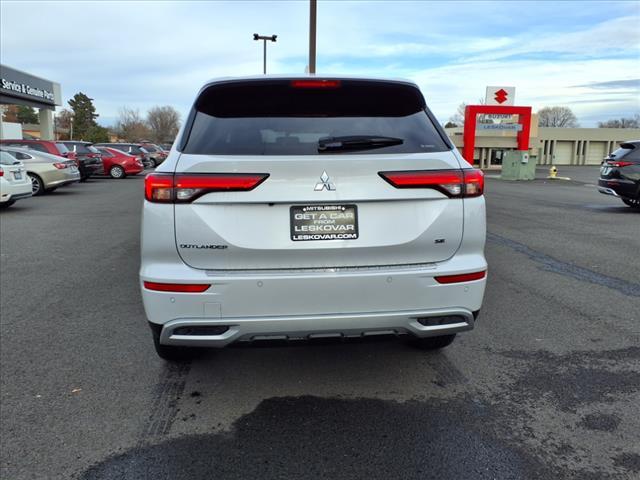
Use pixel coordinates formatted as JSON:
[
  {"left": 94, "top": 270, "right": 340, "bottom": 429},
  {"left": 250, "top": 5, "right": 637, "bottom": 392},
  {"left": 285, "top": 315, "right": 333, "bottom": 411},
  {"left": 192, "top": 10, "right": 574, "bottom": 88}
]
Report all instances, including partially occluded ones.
[
  {"left": 28, "top": 173, "right": 44, "bottom": 196},
  {"left": 109, "top": 165, "right": 126, "bottom": 179},
  {"left": 148, "top": 159, "right": 157, "bottom": 168},
  {"left": 150, "top": 323, "right": 196, "bottom": 362},
  {"left": 621, "top": 197, "right": 639, "bottom": 209},
  {"left": 408, "top": 334, "right": 457, "bottom": 350}
]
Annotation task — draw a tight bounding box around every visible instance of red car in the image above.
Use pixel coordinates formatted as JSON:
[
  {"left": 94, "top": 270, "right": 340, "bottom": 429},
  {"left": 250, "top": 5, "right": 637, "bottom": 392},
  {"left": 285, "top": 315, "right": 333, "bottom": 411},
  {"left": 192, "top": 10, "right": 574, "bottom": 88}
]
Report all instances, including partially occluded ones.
[
  {"left": 0, "top": 139, "right": 70, "bottom": 157},
  {"left": 95, "top": 147, "right": 145, "bottom": 178}
]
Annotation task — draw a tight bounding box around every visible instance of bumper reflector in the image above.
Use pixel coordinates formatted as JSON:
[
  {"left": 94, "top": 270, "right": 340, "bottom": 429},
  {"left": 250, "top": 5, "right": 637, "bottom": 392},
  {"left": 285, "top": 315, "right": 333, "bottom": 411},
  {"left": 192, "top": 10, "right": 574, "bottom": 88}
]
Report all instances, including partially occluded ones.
[
  {"left": 434, "top": 271, "right": 486, "bottom": 284},
  {"left": 143, "top": 281, "right": 211, "bottom": 293}
]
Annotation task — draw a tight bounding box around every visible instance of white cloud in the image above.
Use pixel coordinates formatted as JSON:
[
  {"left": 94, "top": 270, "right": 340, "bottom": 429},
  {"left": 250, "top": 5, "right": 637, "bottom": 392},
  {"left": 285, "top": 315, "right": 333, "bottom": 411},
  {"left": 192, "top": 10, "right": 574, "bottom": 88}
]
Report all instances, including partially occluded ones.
[{"left": 1, "top": 1, "right": 638, "bottom": 126}]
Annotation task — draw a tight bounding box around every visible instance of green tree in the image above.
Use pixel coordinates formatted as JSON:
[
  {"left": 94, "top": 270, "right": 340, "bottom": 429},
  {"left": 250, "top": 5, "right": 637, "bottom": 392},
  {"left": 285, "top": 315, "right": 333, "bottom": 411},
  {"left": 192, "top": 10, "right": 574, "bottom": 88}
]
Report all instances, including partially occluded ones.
[
  {"left": 85, "top": 125, "right": 110, "bottom": 143},
  {"left": 68, "top": 92, "right": 99, "bottom": 140},
  {"left": 16, "top": 105, "right": 39, "bottom": 124}
]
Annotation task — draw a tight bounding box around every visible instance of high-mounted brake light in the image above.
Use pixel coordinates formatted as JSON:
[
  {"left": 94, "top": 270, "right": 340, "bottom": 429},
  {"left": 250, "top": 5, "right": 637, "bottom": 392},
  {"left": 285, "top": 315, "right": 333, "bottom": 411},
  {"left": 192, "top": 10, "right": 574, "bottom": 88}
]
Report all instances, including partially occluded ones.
[
  {"left": 143, "top": 281, "right": 211, "bottom": 293},
  {"left": 144, "top": 173, "right": 269, "bottom": 203},
  {"left": 379, "top": 168, "right": 484, "bottom": 198},
  {"left": 435, "top": 270, "right": 486, "bottom": 284},
  {"left": 291, "top": 79, "right": 341, "bottom": 89}
]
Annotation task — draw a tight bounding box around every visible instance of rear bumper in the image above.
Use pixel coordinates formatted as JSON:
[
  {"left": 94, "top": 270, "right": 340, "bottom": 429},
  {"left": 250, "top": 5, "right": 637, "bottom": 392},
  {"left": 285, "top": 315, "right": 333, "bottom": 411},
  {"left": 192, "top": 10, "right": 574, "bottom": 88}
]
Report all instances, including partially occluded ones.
[
  {"left": 141, "top": 255, "right": 487, "bottom": 347},
  {"left": 157, "top": 307, "right": 476, "bottom": 347},
  {"left": 1, "top": 179, "right": 32, "bottom": 203},
  {"left": 598, "top": 178, "right": 637, "bottom": 199}
]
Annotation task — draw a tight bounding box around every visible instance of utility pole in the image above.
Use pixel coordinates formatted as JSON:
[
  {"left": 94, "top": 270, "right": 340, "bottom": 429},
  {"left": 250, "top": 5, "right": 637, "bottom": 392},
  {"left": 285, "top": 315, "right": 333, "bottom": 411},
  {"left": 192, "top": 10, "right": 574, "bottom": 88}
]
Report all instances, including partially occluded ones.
[
  {"left": 309, "top": 0, "right": 317, "bottom": 74},
  {"left": 253, "top": 33, "right": 277, "bottom": 74}
]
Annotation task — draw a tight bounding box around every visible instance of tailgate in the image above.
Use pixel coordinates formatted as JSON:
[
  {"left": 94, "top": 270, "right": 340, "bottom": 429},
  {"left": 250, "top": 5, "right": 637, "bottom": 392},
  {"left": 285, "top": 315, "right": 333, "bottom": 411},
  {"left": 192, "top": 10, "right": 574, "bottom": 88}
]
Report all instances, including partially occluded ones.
[{"left": 174, "top": 152, "right": 464, "bottom": 270}]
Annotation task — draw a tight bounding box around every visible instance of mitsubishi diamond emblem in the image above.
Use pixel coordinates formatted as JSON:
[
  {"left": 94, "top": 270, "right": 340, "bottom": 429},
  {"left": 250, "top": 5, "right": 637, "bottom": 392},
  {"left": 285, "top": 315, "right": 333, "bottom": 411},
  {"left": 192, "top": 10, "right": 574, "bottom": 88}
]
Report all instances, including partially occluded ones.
[{"left": 314, "top": 171, "right": 336, "bottom": 191}]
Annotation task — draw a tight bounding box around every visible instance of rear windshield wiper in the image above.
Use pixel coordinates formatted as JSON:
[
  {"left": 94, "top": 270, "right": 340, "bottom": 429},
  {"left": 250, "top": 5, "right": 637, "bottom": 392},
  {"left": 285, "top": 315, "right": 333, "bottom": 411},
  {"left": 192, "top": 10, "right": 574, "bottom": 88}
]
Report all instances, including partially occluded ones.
[{"left": 318, "top": 135, "right": 404, "bottom": 152}]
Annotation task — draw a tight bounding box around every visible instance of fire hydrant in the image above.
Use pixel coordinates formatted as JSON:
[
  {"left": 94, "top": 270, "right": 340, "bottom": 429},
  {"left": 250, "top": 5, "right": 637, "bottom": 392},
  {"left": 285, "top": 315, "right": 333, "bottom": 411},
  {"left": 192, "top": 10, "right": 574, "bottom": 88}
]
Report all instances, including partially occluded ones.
[{"left": 549, "top": 166, "right": 558, "bottom": 179}]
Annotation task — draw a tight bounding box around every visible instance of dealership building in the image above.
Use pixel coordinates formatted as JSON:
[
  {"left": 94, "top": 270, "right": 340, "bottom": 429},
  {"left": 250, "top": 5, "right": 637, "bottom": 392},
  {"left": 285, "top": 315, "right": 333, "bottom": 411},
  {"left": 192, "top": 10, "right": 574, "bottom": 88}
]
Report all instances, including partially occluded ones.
[
  {"left": 445, "top": 116, "right": 640, "bottom": 169},
  {"left": 0, "top": 64, "right": 62, "bottom": 140}
]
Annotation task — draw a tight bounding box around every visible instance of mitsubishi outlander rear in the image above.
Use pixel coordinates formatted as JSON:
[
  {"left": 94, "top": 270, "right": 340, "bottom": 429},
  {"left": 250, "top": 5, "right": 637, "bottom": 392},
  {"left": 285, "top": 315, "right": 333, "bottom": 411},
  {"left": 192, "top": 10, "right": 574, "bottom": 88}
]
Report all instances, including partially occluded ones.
[{"left": 140, "top": 76, "right": 487, "bottom": 361}]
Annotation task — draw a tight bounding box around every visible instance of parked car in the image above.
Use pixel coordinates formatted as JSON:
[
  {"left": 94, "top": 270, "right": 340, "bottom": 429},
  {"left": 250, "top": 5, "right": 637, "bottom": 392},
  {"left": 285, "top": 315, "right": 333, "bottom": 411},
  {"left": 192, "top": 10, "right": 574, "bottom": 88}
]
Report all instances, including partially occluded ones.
[
  {"left": 59, "top": 141, "right": 103, "bottom": 181},
  {"left": 0, "top": 151, "right": 32, "bottom": 207},
  {"left": 1, "top": 147, "right": 80, "bottom": 195},
  {"left": 160, "top": 143, "right": 173, "bottom": 152},
  {"left": 0, "top": 139, "right": 71, "bottom": 157},
  {"left": 139, "top": 142, "right": 167, "bottom": 165},
  {"left": 140, "top": 76, "right": 487, "bottom": 361},
  {"left": 94, "top": 143, "right": 154, "bottom": 168},
  {"left": 598, "top": 141, "right": 640, "bottom": 208},
  {"left": 95, "top": 147, "right": 145, "bottom": 179}
]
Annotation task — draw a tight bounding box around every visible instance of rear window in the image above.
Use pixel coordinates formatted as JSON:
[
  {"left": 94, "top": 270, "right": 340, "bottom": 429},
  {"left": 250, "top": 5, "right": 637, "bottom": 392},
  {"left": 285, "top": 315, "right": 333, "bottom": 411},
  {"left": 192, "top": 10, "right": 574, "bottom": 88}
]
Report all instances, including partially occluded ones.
[
  {"left": 0, "top": 151, "right": 17, "bottom": 164},
  {"left": 609, "top": 143, "right": 639, "bottom": 161},
  {"left": 65, "top": 142, "right": 96, "bottom": 154},
  {"left": 55, "top": 143, "right": 69, "bottom": 155},
  {"left": 98, "top": 148, "right": 114, "bottom": 158},
  {"left": 183, "top": 79, "right": 449, "bottom": 155},
  {"left": 142, "top": 144, "right": 158, "bottom": 152}
]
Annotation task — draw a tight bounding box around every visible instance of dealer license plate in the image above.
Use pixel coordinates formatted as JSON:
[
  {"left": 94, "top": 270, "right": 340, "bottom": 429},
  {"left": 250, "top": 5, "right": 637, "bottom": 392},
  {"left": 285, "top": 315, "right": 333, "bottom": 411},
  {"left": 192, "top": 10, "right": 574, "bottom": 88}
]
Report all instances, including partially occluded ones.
[
  {"left": 290, "top": 204, "right": 358, "bottom": 241},
  {"left": 14, "top": 171, "right": 22, "bottom": 180}
]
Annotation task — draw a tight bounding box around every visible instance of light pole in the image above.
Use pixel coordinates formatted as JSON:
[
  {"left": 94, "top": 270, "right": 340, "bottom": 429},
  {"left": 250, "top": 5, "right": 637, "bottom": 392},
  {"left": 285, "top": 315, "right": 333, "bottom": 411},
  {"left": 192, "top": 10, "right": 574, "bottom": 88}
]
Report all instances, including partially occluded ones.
[
  {"left": 253, "top": 33, "right": 277, "bottom": 74},
  {"left": 309, "top": 0, "right": 317, "bottom": 74},
  {"left": 69, "top": 117, "right": 73, "bottom": 140}
]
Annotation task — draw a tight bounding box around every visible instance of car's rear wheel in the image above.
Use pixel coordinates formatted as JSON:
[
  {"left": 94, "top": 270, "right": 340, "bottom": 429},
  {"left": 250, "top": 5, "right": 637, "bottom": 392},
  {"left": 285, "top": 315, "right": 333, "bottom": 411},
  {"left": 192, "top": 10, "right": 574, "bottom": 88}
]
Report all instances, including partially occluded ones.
[
  {"left": 110, "top": 165, "right": 126, "bottom": 179},
  {"left": 408, "top": 334, "right": 457, "bottom": 350},
  {"left": 148, "top": 159, "right": 157, "bottom": 168},
  {"left": 621, "top": 197, "right": 639, "bottom": 209},
  {"left": 149, "top": 322, "right": 196, "bottom": 362},
  {"left": 28, "top": 173, "right": 44, "bottom": 196}
]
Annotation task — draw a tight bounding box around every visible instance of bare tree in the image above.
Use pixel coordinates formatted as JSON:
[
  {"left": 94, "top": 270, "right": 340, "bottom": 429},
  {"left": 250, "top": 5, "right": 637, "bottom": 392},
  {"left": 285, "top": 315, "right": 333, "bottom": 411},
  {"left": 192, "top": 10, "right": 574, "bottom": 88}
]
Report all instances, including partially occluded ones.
[
  {"left": 115, "top": 107, "right": 151, "bottom": 142},
  {"left": 448, "top": 98, "right": 491, "bottom": 127},
  {"left": 147, "top": 106, "right": 180, "bottom": 143},
  {"left": 537, "top": 106, "right": 579, "bottom": 127},
  {"left": 598, "top": 114, "right": 640, "bottom": 128}
]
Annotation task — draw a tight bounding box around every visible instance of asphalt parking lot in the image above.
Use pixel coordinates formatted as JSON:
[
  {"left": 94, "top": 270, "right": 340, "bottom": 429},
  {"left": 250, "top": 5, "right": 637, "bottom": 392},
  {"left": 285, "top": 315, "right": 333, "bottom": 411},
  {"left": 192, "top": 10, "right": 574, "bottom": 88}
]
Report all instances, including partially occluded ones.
[{"left": 1, "top": 169, "right": 639, "bottom": 480}]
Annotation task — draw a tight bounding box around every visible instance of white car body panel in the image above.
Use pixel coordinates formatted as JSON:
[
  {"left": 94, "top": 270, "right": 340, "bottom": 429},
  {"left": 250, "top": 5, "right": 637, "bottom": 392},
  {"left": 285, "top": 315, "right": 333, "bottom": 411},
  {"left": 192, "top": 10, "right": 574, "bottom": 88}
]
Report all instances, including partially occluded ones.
[{"left": 0, "top": 154, "right": 31, "bottom": 204}]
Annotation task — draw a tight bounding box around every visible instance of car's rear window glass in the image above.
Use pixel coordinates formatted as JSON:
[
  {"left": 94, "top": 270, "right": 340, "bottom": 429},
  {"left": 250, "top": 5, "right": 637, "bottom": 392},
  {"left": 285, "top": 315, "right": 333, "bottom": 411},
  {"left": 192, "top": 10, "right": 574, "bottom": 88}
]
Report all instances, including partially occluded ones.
[
  {"left": 0, "top": 151, "right": 17, "bottom": 164},
  {"left": 183, "top": 80, "right": 449, "bottom": 155},
  {"left": 610, "top": 143, "right": 639, "bottom": 161},
  {"left": 55, "top": 143, "right": 69, "bottom": 155},
  {"left": 142, "top": 144, "right": 158, "bottom": 152}
]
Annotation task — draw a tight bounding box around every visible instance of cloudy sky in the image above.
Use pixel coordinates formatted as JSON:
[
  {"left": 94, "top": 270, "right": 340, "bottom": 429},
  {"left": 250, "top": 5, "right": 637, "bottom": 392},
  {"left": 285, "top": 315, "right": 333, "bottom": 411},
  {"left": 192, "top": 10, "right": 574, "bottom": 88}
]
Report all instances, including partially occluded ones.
[{"left": 1, "top": 0, "right": 639, "bottom": 127}]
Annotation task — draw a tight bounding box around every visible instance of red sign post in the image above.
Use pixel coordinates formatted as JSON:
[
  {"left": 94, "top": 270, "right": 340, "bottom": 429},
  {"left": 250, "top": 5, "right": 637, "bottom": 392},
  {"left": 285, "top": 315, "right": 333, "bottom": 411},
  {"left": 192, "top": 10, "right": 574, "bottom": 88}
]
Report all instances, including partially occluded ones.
[{"left": 462, "top": 105, "right": 532, "bottom": 165}]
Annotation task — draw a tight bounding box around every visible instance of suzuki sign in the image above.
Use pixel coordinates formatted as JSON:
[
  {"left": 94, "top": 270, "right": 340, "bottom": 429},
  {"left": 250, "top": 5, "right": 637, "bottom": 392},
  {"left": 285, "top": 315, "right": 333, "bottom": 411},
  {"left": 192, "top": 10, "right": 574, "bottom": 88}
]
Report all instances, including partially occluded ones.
[{"left": 485, "top": 86, "right": 515, "bottom": 106}]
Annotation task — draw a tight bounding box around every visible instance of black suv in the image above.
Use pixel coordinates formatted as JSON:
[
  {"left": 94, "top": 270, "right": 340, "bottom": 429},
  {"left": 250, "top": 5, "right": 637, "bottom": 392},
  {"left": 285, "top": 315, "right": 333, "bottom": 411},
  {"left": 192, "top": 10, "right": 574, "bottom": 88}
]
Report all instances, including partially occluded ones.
[
  {"left": 60, "top": 141, "right": 104, "bottom": 181},
  {"left": 598, "top": 141, "right": 640, "bottom": 208},
  {"left": 94, "top": 143, "right": 154, "bottom": 168}
]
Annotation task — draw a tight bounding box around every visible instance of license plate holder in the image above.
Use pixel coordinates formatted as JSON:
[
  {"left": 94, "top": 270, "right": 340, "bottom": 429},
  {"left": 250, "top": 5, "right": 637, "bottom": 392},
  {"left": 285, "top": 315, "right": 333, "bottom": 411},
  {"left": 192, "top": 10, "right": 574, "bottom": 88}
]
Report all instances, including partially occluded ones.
[
  {"left": 290, "top": 204, "right": 358, "bottom": 241},
  {"left": 14, "top": 171, "right": 22, "bottom": 180}
]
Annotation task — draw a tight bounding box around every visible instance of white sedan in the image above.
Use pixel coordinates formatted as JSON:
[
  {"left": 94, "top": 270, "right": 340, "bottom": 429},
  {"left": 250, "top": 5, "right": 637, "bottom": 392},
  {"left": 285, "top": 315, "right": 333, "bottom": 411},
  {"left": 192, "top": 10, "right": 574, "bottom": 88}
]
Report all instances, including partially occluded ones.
[{"left": 0, "top": 151, "right": 32, "bottom": 207}]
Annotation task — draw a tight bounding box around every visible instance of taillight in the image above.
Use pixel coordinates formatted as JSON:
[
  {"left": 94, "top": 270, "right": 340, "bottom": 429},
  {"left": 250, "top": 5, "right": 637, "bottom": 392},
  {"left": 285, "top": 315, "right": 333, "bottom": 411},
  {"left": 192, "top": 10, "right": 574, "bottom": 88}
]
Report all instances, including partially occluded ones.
[
  {"left": 291, "top": 79, "right": 341, "bottom": 89},
  {"left": 0, "top": 167, "right": 3, "bottom": 177},
  {"left": 379, "top": 168, "right": 484, "bottom": 198},
  {"left": 143, "top": 281, "right": 210, "bottom": 293},
  {"left": 53, "top": 162, "right": 68, "bottom": 169},
  {"left": 144, "top": 173, "right": 269, "bottom": 203},
  {"left": 608, "top": 161, "right": 634, "bottom": 168},
  {"left": 435, "top": 270, "right": 486, "bottom": 284}
]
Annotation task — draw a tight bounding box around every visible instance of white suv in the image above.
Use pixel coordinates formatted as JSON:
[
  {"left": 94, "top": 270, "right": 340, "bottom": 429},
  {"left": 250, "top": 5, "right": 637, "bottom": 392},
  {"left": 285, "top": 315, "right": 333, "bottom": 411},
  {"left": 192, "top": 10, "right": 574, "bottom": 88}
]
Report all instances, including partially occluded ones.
[{"left": 140, "top": 76, "right": 487, "bottom": 361}]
